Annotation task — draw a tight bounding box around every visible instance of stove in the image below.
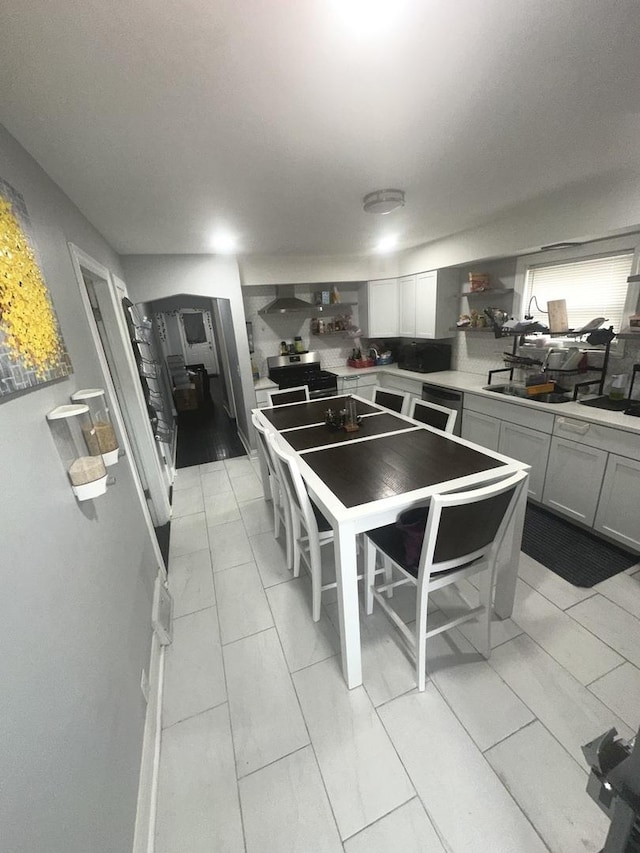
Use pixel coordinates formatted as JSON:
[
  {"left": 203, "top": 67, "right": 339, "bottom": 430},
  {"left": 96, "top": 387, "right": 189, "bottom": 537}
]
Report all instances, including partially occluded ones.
[{"left": 267, "top": 351, "right": 338, "bottom": 400}]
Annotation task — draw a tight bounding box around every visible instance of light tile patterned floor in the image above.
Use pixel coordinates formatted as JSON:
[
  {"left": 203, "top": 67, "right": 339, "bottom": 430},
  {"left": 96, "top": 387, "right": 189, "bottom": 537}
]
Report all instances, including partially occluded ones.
[{"left": 156, "top": 461, "right": 640, "bottom": 853}]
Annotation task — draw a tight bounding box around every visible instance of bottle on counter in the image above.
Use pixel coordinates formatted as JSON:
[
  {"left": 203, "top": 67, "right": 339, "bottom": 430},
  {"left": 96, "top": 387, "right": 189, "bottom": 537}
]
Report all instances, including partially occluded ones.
[
  {"left": 294, "top": 336, "right": 305, "bottom": 353},
  {"left": 280, "top": 341, "right": 288, "bottom": 356}
]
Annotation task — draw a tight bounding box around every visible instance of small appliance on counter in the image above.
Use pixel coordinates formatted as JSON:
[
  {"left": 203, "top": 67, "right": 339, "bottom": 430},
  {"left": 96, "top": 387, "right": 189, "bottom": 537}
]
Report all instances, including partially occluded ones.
[{"left": 397, "top": 342, "right": 452, "bottom": 374}]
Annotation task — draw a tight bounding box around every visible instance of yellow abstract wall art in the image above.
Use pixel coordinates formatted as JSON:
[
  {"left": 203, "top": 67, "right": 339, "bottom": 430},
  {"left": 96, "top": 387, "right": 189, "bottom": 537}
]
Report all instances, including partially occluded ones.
[{"left": 0, "top": 179, "right": 72, "bottom": 397}]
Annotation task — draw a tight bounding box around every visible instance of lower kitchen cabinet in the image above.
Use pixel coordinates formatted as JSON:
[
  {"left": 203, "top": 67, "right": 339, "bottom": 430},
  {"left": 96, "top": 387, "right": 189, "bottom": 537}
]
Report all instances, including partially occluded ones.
[
  {"left": 594, "top": 454, "right": 640, "bottom": 551},
  {"left": 498, "top": 421, "right": 551, "bottom": 501},
  {"left": 461, "top": 409, "right": 501, "bottom": 452},
  {"left": 542, "top": 436, "right": 607, "bottom": 526},
  {"left": 338, "top": 373, "right": 377, "bottom": 400}
]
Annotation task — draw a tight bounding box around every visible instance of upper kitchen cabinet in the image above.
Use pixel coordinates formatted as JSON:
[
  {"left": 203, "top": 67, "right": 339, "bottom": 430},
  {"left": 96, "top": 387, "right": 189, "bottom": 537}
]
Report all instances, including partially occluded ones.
[
  {"left": 399, "top": 269, "right": 458, "bottom": 339},
  {"left": 359, "top": 278, "right": 399, "bottom": 337}
]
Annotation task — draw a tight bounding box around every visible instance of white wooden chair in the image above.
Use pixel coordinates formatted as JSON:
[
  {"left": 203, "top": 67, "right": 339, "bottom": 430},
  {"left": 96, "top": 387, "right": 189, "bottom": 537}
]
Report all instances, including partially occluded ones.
[
  {"left": 372, "top": 385, "right": 409, "bottom": 415},
  {"left": 267, "top": 385, "right": 310, "bottom": 407},
  {"left": 267, "top": 430, "right": 336, "bottom": 620},
  {"left": 408, "top": 397, "right": 457, "bottom": 433},
  {"left": 364, "top": 470, "right": 527, "bottom": 690},
  {"left": 251, "top": 413, "right": 292, "bottom": 569}
]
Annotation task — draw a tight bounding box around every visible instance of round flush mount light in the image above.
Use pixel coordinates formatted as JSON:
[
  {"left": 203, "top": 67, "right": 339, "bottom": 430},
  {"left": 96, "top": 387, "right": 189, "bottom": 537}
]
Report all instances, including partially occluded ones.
[
  {"left": 363, "top": 189, "right": 405, "bottom": 215},
  {"left": 210, "top": 230, "right": 238, "bottom": 254},
  {"left": 375, "top": 235, "right": 398, "bottom": 253}
]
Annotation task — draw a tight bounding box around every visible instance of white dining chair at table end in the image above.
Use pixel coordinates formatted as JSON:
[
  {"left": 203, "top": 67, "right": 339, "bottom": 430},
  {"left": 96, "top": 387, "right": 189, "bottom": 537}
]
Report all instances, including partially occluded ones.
[
  {"left": 267, "top": 385, "right": 310, "bottom": 407},
  {"left": 371, "top": 385, "right": 410, "bottom": 415},
  {"left": 364, "top": 470, "right": 527, "bottom": 691},
  {"left": 267, "top": 430, "right": 383, "bottom": 622},
  {"left": 408, "top": 397, "right": 457, "bottom": 433},
  {"left": 251, "top": 412, "right": 293, "bottom": 570}
]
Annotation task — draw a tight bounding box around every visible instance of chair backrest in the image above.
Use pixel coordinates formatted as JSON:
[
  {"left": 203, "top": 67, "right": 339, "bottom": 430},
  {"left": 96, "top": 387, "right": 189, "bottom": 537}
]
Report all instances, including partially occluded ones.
[
  {"left": 267, "top": 386, "right": 310, "bottom": 407},
  {"left": 408, "top": 397, "right": 457, "bottom": 433},
  {"left": 267, "top": 430, "right": 319, "bottom": 535},
  {"left": 251, "top": 411, "right": 278, "bottom": 477},
  {"left": 372, "top": 386, "right": 409, "bottom": 415},
  {"left": 419, "top": 470, "right": 527, "bottom": 577}
]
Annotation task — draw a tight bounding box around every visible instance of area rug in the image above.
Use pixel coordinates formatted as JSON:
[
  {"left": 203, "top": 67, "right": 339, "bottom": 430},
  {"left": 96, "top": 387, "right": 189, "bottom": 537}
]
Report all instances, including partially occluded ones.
[{"left": 521, "top": 503, "right": 638, "bottom": 587}]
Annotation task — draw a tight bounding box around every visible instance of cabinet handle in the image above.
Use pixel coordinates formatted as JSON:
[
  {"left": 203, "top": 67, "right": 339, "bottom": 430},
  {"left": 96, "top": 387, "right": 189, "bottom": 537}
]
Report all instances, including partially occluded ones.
[
  {"left": 343, "top": 375, "right": 359, "bottom": 381},
  {"left": 557, "top": 417, "right": 590, "bottom": 435}
]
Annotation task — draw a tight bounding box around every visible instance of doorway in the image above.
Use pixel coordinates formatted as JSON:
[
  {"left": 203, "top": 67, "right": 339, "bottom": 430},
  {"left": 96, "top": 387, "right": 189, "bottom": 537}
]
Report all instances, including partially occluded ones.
[
  {"left": 146, "top": 294, "right": 248, "bottom": 467},
  {"left": 69, "top": 244, "right": 172, "bottom": 533}
]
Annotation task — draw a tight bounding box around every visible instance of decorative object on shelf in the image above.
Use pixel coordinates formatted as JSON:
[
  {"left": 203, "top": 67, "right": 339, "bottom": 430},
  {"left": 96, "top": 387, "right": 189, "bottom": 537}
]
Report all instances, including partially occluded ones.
[
  {"left": 362, "top": 189, "right": 405, "bottom": 215},
  {"left": 468, "top": 272, "right": 490, "bottom": 292},
  {"left": 70, "top": 388, "right": 119, "bottom": 465},
  {"left": 47, "top": 404, "right": 108, "bottom": 500},
  {"left": 330, "top": 285, "right": 340, "bottom": 304},
  {"left": 0, "top": 178, "right": 73, "bottom": 398}
]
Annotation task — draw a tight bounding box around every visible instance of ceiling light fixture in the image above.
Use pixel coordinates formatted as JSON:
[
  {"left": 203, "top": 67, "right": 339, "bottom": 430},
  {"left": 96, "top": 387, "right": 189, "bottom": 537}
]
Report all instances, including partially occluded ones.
[
  {"left": 363, "top": 189, "right": 405, "bottom": 215},
  {"left": 211, "top": 231, "right": 238, "bottom": 254},
  {"left": 375, "top": 235, "right": 398, "bottom": 253}
]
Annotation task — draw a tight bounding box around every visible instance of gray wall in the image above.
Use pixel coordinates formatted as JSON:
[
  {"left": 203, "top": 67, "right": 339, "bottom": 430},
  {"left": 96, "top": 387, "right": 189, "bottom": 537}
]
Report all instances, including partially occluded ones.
[{"left": 0, "top": 125, "right": 158, "bottom": 852}]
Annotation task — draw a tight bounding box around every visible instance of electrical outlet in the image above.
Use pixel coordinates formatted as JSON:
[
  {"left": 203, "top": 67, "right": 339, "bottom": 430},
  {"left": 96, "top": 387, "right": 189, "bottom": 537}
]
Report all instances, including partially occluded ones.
[{"left": 140, "top": 668, "right": 150, "bottom": 704}]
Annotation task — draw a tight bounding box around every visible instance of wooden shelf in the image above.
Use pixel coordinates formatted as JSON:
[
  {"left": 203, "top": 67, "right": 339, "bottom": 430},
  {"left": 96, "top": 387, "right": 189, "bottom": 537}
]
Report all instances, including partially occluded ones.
[{"left": 460, "top": 288, "right": 514, "bottom": 297}]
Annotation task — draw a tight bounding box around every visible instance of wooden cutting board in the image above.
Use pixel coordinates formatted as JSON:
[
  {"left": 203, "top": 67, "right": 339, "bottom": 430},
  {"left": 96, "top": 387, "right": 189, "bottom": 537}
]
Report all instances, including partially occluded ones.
[{"left": 547, "top": 299, "right": 568, "bottom": 333}]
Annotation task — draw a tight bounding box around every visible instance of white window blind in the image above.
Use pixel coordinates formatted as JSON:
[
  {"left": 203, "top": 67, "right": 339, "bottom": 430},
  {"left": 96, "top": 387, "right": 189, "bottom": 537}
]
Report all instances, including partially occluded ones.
[{"left": 524, "top": 253, "right": 633, "bottom": 331}]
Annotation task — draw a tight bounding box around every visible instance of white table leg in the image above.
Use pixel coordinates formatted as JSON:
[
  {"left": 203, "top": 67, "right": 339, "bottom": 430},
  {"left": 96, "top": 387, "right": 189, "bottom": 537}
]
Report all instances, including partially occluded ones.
[
  {"left": 494, "top": 474, "right": 528, "bottom": 618},
  {"left": 257, "top": 441, "right": 272, "bottom": 502},
  {"left": 333, "top": 521, "right": 362, "bottom": 689}
]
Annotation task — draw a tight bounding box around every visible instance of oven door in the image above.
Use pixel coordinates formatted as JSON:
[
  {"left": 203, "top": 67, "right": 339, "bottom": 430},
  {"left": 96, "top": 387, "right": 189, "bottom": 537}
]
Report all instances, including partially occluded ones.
[{"left": 309, "top": 386, "right": 338, "bottom": 400}]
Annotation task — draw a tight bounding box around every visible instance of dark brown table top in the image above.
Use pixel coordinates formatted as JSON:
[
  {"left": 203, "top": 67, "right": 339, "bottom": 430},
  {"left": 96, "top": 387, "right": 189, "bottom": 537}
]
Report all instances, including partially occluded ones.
[
  {"left": 283, "top": 412, "right": 416, "bottom": 452},
  {"left": 261, "top": 396, "right": 379, "bottom": 430},
  {"left": 302, "top": 429, "right": 506, "bottom": 508}
]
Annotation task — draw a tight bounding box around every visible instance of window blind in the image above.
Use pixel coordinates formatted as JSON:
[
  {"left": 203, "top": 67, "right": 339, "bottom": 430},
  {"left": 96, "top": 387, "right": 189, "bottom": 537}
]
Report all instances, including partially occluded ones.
[{"left": 524, "top": 253, "right": 633, "bottom": 331}]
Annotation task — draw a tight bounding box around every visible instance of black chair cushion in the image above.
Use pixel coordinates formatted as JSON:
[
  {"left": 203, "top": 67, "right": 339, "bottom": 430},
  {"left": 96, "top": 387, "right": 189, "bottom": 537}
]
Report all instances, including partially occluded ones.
[{"left": 367, "top": 508, "right": 428, "bottom": 577}]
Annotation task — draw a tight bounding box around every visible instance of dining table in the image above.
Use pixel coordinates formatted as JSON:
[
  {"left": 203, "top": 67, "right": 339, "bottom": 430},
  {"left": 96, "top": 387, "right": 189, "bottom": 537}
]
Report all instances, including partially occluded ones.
[{"left": 255, "top": 394, "right": 530, "bottom": 689}]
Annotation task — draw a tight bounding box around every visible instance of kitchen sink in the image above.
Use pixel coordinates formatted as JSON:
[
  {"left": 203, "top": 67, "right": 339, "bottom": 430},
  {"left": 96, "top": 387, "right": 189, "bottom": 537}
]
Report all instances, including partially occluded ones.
[
  {"left": 484, "top": 385, "right": 571, "bottom": 404},
  {"left": 578, "top": 396, "right": 630, "bottom": 412}
]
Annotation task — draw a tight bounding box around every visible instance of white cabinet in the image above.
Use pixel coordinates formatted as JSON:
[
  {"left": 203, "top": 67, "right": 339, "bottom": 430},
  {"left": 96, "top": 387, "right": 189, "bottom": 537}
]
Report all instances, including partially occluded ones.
[
  {"left": 398, "top": 275, "right": 417, "bottom": 337},
  {"left": 360, "top": 279, "right": 399, "bottom": 337},
  {"left": 398, "top": 269, "right": 458, "bottom": 339},
  {"left": 498, "top": 422, "right": 551, "bottom": 501},
  {"left": 542, "top": 436, "right": 607, "bottom": 526},
  {"left": 461, "top": 410, "right": 501, "bottom": 452},
  {"left": 594, "top": 454, "right": 640, "bottom": 551},
  {"left": 337, "top": 373, "right": 377, "bottom": 400}
]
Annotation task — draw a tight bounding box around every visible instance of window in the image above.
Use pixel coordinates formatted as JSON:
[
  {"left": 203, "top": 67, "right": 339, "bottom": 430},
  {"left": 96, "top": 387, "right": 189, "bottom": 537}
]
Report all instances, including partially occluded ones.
[{"left": 524, "top": 252, "right": 634, "bottom": 332}]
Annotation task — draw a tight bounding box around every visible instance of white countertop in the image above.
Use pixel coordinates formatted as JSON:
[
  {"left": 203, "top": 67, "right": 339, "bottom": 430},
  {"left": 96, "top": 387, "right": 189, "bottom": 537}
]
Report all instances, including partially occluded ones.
[{"left": 256, "top": 363, "right": 640, "bottom": 434}]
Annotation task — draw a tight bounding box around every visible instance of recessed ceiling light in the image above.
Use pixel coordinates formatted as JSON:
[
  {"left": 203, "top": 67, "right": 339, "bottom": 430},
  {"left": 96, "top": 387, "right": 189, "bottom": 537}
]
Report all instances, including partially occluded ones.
[
  {"left": 363, "top": 189, "right": 405, "bottom": 215},
  {"left": 375, "top": 235, "right": 398, "bottom": 253},
  {"left": 210, "top": 231, "right": 238, "bottom": 254},
  {"left": 330, "top": 0, "right": 406, "bottom": 36}
]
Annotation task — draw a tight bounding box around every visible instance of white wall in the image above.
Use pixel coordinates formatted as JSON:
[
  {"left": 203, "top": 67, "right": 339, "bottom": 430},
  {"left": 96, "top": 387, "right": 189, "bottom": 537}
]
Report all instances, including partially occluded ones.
[
  {"left": 0, "top": 124, "right": 159, "bottom": 853},
  {"left": 121, "top": 255, "right": 255, "bottom": 447}
]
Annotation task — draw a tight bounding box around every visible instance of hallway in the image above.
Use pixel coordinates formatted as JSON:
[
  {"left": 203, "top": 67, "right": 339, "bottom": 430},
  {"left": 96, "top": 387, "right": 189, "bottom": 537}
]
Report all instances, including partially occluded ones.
[
  {"left": 155, "top": 460, "right": 640, "bottom": 853},
  {"left": 176, "top": 376, "right": 246, "bottom": 468}
]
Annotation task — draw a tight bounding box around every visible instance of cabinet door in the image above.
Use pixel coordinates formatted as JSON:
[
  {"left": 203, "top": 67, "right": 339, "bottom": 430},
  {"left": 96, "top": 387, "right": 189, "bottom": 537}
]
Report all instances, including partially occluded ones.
[
  {"left": 594, "top": 454, "right": 640, "bottom": 551},
  {"left": 498, "top": 422, "right": 550, "bottom": 501},
  {"left": 415, "top": 271, "right": 438, "bottom": 338},
  {"left": 461, "top": 410, "right": 501, "bottom": 452},
  {"left": 398, "top": 275, "right": 416, "bottom": 337},
  {"left": 368, "top": 279, "right": 399, "bottom": 337},
  {"left": 542, "top": 436, "right": 607, "bottom": 526}
]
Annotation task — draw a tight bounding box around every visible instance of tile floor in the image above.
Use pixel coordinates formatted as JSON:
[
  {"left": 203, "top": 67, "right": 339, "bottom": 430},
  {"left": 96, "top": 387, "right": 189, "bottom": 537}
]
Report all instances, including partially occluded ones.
[{"left": 157, "top": 459, "right": 640, "bottom": 853}]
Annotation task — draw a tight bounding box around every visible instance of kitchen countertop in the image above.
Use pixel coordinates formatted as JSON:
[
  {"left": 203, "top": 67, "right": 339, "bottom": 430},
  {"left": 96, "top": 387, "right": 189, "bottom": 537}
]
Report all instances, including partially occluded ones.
[{"left": 256, "top": 364, "right": 640, "bottom": 434}]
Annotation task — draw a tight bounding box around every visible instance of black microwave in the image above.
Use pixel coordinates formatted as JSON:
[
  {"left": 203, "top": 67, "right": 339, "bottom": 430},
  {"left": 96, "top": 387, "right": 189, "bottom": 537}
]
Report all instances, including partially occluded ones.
[{"left": 397, "top": 342, "right": 452, "bottom": 373}]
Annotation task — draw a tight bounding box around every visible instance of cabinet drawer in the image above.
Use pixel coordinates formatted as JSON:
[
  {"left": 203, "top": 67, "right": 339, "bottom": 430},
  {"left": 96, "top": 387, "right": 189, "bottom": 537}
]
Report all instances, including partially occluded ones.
[
  {"left": 379, "top": 373, "right": 422, "bottom": 396},
  {"left": 464, "top": 393, "right": 554, "bottom": 434},
  {"left": 554, "top": 416, "right": 640, "bottom": 462}
]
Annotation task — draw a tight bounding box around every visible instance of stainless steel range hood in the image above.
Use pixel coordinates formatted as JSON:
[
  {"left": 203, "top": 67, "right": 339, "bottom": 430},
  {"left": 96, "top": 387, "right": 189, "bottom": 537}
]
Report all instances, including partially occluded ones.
[
  {"left": 257, "top": 284, "right": 359, "bottom": 316},
  {"left": 258, "top": 286, "right": 314, "bottom": 315}
]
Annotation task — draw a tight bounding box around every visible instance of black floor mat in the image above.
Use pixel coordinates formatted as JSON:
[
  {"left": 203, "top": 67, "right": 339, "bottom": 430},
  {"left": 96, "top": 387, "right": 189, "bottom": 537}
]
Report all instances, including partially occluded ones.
[{"left": 522, "top": 503, "right": 638, "bottom": 587}]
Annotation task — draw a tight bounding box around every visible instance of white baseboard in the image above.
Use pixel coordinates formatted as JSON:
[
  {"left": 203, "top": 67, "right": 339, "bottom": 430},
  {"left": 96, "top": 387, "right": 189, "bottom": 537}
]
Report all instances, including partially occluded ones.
[{"left": 132, "top": 628, "right": 165, "bottom": 853}]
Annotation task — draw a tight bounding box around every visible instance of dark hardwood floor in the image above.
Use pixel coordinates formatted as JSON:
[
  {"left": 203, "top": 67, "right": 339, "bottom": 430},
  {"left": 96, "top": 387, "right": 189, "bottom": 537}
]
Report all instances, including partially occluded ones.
[{"left": 176, "top": 375, "right": 246, "bottom": 468}]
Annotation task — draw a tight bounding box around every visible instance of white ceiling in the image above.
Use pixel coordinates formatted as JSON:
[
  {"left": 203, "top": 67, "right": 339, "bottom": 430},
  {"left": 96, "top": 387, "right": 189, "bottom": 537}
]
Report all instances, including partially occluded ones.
[{"left": 2, "top": 0, "right": 640, "bottom": 257}]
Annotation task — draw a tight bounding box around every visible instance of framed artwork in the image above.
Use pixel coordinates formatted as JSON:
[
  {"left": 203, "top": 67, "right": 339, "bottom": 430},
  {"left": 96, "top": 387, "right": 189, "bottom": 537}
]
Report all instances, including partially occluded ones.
[{"left": 0, "top": 178, "right": 72, "bottom": 398}]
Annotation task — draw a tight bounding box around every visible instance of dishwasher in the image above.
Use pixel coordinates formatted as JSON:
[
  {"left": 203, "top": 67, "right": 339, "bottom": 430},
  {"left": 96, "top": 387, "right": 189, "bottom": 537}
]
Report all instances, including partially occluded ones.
[{"left": 421, "top": 383, "right": 464, "bottom": 436}]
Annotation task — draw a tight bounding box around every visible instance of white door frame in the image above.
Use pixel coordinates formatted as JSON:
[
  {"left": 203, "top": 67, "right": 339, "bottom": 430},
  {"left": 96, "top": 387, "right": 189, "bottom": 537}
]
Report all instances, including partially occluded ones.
[{"left": 68, "top": 244, "right": 172, "bottom": 539}]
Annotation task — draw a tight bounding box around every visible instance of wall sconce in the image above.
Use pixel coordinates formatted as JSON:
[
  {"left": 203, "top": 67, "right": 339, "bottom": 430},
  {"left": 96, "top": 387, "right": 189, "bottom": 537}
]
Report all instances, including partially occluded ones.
[
  {"left": 46, "top": 404, "right": 108, "bottom": 500},
  {"left": 70, "top": 388, "right": 119, "bottom": 466}
]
